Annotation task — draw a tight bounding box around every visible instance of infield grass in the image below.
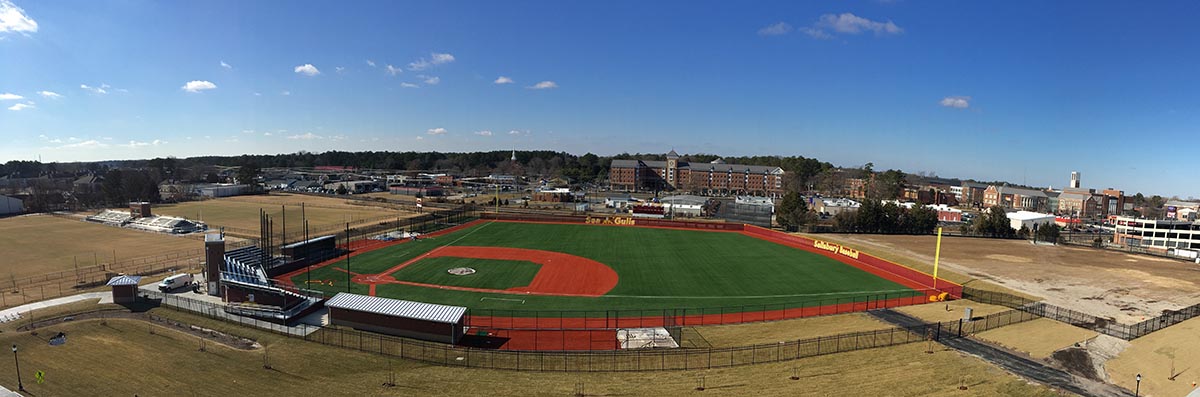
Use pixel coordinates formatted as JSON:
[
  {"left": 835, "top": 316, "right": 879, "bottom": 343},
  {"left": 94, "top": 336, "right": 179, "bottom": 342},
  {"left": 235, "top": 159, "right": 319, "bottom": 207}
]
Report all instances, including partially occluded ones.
[
  {"left": 392, "top": 257, "right": 541, "bottom": 289},
  {"left": 293, "top": 221, "right": 920, "bottom": 313}
]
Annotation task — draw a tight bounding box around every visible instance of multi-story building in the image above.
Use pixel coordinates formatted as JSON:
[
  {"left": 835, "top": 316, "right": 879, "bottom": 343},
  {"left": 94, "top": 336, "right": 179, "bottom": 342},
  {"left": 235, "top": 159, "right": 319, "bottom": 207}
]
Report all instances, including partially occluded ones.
[
  {"left": 1101, "top": 189, "right": 1125, "bottom": 217},
  {"left": 1113, "top": 216, "right": 1200, "bottom": 251},
  {"left": 1058, "top": 191, "right": 1099, "bottom": 218},
  {"left": 983, "top": 185, "right": 1048, "bottom": 211},
  {"left": 960, "top": 182, "right": 988, "bottom": 206},
  {"left": 609, "top": 150, "right": 786, "bottom": 196}
]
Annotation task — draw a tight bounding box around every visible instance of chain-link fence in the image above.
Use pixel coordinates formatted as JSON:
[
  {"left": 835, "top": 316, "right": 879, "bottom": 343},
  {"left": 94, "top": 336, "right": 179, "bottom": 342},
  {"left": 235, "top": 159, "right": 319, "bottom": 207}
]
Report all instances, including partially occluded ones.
[
  {"left": 962, "top": 286, "right": 1200, "bottom": 340},
  {"left": 123, "top": 288, "right": 1040, "bottom": 371}
]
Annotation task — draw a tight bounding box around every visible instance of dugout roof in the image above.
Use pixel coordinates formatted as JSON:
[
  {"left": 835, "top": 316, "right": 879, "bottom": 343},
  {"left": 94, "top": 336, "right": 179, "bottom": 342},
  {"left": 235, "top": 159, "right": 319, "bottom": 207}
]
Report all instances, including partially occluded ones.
[{"left": 326, "top": 293, "right": 466, "bottom": 324}]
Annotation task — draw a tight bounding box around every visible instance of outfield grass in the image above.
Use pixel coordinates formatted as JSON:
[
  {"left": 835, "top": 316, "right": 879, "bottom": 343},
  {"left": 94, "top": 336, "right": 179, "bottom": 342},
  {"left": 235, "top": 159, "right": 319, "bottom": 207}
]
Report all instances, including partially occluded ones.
[
  {"left": 392, "top": 257, "right": 541, "bottom": 289},
  {"left": 294, "top": 222, "right": 920, "bottom": 313}
]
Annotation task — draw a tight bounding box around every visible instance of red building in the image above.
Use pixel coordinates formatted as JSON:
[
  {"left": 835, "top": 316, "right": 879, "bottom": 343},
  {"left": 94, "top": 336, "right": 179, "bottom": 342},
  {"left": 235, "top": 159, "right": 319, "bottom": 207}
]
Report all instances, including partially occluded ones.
[{"left": 609, "top": 150, "right": 785, "bottom": 196}]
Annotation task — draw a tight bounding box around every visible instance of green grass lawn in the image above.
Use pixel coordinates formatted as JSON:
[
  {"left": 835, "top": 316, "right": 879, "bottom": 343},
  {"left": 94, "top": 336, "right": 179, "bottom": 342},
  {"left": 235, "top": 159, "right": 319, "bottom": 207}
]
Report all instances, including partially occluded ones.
[
  {"left": 292, "top": 222, "right": 919, "bottom": 313},
  {"left": 392, "top": 257, "right": 541, "bottom": 289}
]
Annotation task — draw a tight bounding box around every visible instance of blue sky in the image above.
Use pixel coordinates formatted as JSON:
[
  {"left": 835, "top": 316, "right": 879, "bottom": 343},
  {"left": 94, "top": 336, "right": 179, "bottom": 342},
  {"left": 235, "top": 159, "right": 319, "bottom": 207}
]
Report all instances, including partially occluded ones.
[{"left": 1, "top": 1, "right": 1199, "bottom": 197}]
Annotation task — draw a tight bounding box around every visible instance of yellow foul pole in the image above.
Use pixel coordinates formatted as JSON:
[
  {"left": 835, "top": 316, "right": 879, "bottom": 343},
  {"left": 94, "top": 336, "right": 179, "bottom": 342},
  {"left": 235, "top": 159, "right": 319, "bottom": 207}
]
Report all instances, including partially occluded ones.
[{"left": 933, "top": 227, "right": 943, "bottom": 289}]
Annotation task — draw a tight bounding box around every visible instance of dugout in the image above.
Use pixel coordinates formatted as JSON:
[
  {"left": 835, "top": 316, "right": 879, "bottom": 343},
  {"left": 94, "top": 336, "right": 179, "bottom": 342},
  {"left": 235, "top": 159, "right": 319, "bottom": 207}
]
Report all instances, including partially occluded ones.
[
  {"left": 105, "top": 275, "right": 142, "bottom": 304},
  {"left": 280, "top": 235, "right": 336, "bottom": 260},
  {"left": 325, "top": 293, "right": 466, "bottom": 344}
]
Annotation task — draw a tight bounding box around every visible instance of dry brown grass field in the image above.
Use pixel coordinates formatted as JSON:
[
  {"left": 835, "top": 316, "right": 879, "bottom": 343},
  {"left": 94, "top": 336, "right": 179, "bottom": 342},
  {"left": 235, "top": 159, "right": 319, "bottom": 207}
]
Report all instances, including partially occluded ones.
[
  {"left": 0, "top": 214, "right": 198, "bottom": 278},
  {"left": 150, "top": 193, "right": 416, "bottom": 234},
  {"left": 807, "top": 233, "right": 1200, "bottom": 323},
  {"left": 1106, "top": 315, "right": 1200, "bottom": 397},
  {"left": 691, "top": 313, "right": 894, "bottom": 347},
  {"left": 974, "top": 318, "right": 1098, "bottom": 360},
  {"left": 0, "top": 302, "right": 1066, "bottom": 397}
]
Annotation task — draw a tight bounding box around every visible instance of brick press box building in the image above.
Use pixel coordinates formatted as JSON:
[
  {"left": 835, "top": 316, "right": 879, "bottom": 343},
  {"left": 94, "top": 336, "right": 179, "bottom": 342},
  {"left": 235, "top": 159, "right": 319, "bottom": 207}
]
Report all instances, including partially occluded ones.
[{"left": 609, "top": 150, "right": 785, "bottom": 197}]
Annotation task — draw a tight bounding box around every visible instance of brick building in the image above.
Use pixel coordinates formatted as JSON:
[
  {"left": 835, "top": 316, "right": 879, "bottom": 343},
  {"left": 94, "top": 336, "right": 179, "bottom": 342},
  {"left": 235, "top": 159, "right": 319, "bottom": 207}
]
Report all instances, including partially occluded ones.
[{"left": 609, "top": 150, "right": 785, "bottom": 196}]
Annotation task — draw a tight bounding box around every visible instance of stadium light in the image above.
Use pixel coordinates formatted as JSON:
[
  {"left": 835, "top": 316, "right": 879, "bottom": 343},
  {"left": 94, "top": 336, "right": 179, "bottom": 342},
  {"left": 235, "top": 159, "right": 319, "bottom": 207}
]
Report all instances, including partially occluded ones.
[{"left": 11, "top": 345, "right": 22, "bottom": 391}]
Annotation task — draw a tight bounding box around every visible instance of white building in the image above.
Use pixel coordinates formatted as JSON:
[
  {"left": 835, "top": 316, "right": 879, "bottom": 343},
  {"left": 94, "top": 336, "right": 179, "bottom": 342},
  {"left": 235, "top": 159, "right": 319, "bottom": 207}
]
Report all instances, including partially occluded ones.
[
  {"left": 1113, "top": 216, "right": 1200, "bottom": 251},
  {"left": 194, "top": 183, "right": 250, "bottom": 198},
  {"left": 0, "top": 195, "right": 23, "bottom": 215},
  {"left": 1006, "top": 211, "right": 1056, "bottom": 231}
]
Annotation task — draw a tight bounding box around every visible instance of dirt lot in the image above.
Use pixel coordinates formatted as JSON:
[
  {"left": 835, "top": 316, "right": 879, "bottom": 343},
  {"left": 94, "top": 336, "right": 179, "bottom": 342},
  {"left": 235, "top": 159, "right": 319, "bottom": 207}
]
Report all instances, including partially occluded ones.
[
  {"left": 0, "top": 214, "right": 198, "bottom": 278},
  {"left": 811, "top": 234, "right": 1200, "bottom": 324}
]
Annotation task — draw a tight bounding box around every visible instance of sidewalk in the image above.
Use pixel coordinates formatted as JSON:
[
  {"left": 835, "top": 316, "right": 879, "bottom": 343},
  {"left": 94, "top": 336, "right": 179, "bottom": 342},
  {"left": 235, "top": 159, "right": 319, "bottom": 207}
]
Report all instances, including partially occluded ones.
[{"left": 0, "top": 292, "right": 111, "bottom": 321}]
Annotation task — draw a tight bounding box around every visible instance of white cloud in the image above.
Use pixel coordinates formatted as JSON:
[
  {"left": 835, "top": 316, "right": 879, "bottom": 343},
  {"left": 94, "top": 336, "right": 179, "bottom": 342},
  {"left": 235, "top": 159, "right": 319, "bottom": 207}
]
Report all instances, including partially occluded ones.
[
  {"left": 385, "top": 64, "right": 403, "bottom": 76},
  {"left": 400, "top": 82, "right": 419, "bottom": 88},
  {"left": 474, "top": 130, "right": 493, "bottom": 136},
  {"left": 58, "top": 139, "right": 106, "bottom": 149},
  {"left": 7, "top": 102, "right": 32, "bottom": 111},
  {"left": 80, "top": 84, "right": 108, "bottom": 94},
  {"left": 280, "top": 90, "right": 291, "bottom": 96},
  {"left": 494, "top": 76, "right": 513, "bottom": 84},
  {"left": 253, "top": 92, "right": 262, "bottom": 96},
  {"left": 758, "top": 22, "right": 793, "bottom": 36},
  {"left": 939, "top": 96, "right": 971, "bottom": 109},
  {"left": 801, "top": 27, "right": 832, "bottom": 40},
  {"left": 294, "top": 64, "right": 321, "bottom": 76},
  {"left": 120, "top": 139, "right": 166, "bottom": 148},
  {"left": 366, "top": 59, "right": 376, "bottom": 67},
  {"left": 0, "top": 92, "right": 21, "bottom": 100},
  {"left": 420, "top": 75, "right": 440, "bottom": 85},
  {"left": 426, "top": 127, "right": 447, "bottom": 135},
  {"left": 408, "top": 52, "right": 455, "bottom": 71},
  {"left": 335, "top": 66, "right": 345, "bottom": 73},
  {"left": 508, "top": 130, "right": 523, "bottom": 135},
  {"left": 0, "top": 0, "right": 38, "bottom": 34},
  {"left": 38, "top": 91, "right": 61, "bottom": 99},
  {"left": 287, "top": 132, "right": 322, "bottom": 140},
  {"left": 220, "top": 61, "right": 232, "bottom": 70},
  {"left": 528, "top": 81, "right": 558, "bottom": 90},
  {"left": 263, "top": 132, "right": 273, "bottom": 136},
  {"left": 241, "top": 129, "right": 255, "bottom": 134},
  {"left": 415, "top": 136, "right": 424, "bottom": 140},
  {"left": 805, "top": 13, "right": 903, "bottom": 39},
  {"left": 181, "top": 80, "right": 217, "bottom": 93}
]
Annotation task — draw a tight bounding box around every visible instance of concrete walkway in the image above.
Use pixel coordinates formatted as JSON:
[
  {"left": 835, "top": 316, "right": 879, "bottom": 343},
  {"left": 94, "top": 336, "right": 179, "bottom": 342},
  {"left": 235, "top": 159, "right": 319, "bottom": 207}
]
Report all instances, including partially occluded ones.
[
  {"left": 0, "top": 292, "right": 110, "bottom": 323},
  {"left": 0, "top": 385, "right": 20, "bottom": 397},
  {"left": 869, "top": 309, "right": 1135, "bottom": 397}
]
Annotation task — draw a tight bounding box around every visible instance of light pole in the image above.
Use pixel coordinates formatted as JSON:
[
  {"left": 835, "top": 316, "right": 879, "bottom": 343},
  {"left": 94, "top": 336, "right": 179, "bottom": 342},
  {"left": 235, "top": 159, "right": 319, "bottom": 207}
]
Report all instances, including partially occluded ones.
[
  {"left": 1135, "top": 373, "right": 1141, "bottom": 397},
  {"left": 11, "top": 345, "right": 22, "bottom": 391}
]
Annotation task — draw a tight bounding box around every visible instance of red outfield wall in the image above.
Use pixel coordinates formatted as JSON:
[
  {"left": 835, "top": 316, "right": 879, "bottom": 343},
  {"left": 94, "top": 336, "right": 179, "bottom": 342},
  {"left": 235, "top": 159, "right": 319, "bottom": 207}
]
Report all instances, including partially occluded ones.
[{"left": 741, "top": 225, "right": 962, "bottom": 298}]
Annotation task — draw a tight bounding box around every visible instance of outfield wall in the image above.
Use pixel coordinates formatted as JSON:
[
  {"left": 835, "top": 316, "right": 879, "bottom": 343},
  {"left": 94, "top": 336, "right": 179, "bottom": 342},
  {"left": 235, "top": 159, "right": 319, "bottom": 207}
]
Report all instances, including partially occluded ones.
[
  {"left": 481, "top": 212, "right": 744, "bottom": 231},
  {"left": 741, "top": 225, "right": 962, "bottom": 298}
]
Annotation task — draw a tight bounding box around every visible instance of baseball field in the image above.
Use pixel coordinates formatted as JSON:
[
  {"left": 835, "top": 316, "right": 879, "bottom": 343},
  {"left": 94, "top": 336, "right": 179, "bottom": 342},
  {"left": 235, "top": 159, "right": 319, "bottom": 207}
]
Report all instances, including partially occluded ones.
[{"left": 283, "top": 220, "right": 943, "bottom": 317}]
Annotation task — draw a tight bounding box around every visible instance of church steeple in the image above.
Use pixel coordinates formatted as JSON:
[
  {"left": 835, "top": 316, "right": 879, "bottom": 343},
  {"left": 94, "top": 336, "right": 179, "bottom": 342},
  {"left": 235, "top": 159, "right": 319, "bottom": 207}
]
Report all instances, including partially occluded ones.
[{"left": 511, "top": 150, "right": 516, "bottom": 161}]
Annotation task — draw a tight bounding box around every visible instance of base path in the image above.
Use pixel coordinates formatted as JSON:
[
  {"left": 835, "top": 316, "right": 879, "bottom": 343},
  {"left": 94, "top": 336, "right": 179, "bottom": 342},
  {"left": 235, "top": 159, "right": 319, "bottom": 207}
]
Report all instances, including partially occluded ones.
[{"left": 361, "top": 246, "right": 619, "bottom": 297}]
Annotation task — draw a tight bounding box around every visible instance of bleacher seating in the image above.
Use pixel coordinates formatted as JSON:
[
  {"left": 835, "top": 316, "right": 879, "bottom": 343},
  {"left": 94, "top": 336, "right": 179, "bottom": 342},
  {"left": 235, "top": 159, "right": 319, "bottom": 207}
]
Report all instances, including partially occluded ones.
[
  {"left": 86, "top": 210, "right": 133, "bottom": 225},
  {"left": 125, "top": 216, "right": 205, "bottom": 234}
]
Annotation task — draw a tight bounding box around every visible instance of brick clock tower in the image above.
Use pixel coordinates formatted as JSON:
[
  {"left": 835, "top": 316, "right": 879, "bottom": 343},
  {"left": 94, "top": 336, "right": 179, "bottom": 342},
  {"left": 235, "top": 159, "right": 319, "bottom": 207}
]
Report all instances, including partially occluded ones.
[{"left": 666, "top": 149, "right": 679, "bottom": 187}]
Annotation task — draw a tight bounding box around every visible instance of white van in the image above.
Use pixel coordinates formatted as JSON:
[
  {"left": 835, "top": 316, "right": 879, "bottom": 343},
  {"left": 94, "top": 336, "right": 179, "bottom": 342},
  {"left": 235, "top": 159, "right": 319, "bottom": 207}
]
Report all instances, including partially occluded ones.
[{"left": 158, "top": 273, "right": 195, "bottom": 292}]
